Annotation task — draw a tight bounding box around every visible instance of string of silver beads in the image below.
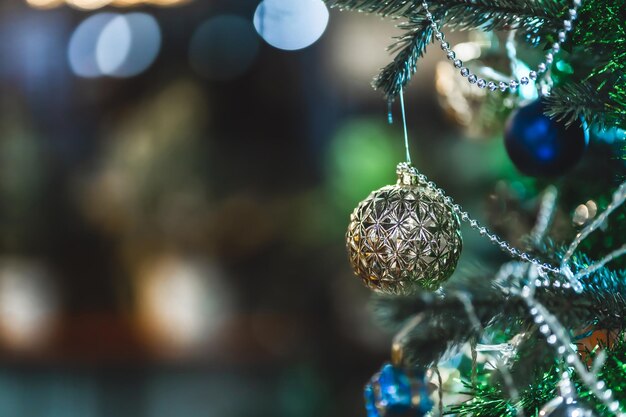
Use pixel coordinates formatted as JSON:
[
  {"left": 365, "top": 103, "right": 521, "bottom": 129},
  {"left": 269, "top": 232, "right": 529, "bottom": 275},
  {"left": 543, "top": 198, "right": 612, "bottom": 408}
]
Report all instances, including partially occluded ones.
[
  {"left": 422, "top": 0, "right": 582, "bottom": 92},
  {"left": 522, "top": 289, "right": 625, "bottom": 416},
  {"left": 400, "top": 163, "right": 561, "bottom": 274}
]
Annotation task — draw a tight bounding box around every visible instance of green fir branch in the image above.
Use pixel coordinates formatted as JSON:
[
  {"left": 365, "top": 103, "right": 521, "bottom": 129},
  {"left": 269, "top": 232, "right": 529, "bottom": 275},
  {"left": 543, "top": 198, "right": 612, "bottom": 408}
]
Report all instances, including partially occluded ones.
[
  {"left": 545, "top": 82, "right": 606, "bottom": 126},
  {"left": 372, "top": 256, "right": 626, "bottom": 368},
  {"left": 546, "top": 0, "right": 626, "bottom": 128},
  {"left": 325, "top": 0, "right": 562, "bottom": 23},
  {"left": 326, "top": 0, "right": 626, "bottom": 127},
  {"left": 379, "top": 0, "right": 565, "bottom": 97},
  {"left": 325, "top": 0, "right": 420, "bottom": 17},
  {"left": 572, "top": 0, "right": 626, "bottom": 80},
  {"left": 449, "top": 334, "right": 626, "bottom": 417},
  {"left": 326, "top": 0, "right": 565, "bottom": 98},
  {"left": 545, "top": 81, "right": 626, "bottom": 129},
  {"left": 435, "top": 0, "right": 562, "bottom": 34},
  {"left": 448, "top": 366, "right": 561, "bottom": 417},
  {"left": 373, "top": 16, "right": 438, "bottom": 98}
]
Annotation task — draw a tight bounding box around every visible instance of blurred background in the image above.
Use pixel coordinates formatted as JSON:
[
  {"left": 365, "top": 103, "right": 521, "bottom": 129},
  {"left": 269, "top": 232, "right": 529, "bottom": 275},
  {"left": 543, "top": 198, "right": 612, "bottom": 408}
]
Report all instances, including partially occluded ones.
[{"left": 0, "top": 0, "right": 607, "bottom": 416}]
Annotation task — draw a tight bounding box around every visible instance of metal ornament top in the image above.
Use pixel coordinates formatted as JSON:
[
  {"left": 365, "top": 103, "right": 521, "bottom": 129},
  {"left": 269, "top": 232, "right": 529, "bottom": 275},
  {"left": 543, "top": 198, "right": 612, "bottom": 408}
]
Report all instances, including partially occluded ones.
[{"left": 422, "top": 0, "right": 583, "bottom": 92}]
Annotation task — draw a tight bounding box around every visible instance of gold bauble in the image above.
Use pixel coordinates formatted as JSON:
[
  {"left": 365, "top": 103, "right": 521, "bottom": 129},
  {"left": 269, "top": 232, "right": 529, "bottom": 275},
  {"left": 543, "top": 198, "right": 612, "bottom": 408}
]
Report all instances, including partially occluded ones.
[
  {"left": 346, "top": 163, "right": 462, "bottom": 294},
  {"left": 434, "top": 33, "right": 524, "bottom": 140}
]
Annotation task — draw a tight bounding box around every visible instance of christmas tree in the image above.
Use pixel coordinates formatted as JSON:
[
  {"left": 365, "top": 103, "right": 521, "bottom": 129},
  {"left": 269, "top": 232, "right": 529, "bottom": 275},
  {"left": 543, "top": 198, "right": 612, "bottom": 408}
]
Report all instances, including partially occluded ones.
[{"left": 326, "top": 0, "right": 626, "bottom": 416}]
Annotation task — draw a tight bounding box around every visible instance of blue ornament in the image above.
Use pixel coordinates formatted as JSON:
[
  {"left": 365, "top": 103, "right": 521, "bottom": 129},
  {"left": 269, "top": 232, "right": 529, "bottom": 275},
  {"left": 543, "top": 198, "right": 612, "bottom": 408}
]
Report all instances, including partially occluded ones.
[
  {"left": 364, "top": 363, "right": 433, "bottom": 417},
  {"left": 504, "top": 98, "right": 588, "bottom": 177}
]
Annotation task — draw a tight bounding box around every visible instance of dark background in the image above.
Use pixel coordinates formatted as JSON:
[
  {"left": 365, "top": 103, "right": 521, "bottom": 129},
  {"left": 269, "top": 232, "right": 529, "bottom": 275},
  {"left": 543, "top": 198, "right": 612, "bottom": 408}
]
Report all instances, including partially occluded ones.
[{"left": 0, "top": 1, "right": 525, "bottom": 416}]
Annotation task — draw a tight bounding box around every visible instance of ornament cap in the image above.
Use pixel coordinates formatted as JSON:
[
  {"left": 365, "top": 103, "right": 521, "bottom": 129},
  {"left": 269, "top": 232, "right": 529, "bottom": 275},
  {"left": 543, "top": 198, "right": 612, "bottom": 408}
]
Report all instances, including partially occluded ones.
[{"left": 396, "top": 162, "right": 420, "bottom": 186}]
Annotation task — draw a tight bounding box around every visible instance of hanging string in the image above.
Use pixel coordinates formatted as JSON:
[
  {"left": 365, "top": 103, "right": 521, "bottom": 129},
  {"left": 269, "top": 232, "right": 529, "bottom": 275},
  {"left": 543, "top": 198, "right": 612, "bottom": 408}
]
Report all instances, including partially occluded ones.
[{"left": 399, "top": 86, "right": 412, "bottom": 164}]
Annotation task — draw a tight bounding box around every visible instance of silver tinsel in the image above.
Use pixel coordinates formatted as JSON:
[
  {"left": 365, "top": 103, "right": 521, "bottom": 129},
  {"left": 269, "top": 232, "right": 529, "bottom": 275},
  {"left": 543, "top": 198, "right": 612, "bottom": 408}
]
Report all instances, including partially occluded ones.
[{"left": 539, "top": 397, "right": 596, "bottom": 417}]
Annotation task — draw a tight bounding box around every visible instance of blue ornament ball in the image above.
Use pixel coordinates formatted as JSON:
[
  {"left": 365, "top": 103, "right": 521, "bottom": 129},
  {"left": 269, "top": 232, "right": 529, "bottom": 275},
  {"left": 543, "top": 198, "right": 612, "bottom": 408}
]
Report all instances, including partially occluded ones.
[
  {"left": 504, "top": 98, "right": 588, "bottom": 177},
  {"left": 364, "top": 363, "right": 433, "bottom": 417}
]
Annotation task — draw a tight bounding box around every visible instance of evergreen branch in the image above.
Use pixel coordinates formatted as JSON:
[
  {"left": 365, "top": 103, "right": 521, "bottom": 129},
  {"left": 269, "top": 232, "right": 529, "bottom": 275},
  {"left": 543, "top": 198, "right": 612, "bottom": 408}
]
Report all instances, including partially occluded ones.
[
  {"left": 326, "top": 0, "right": 565, "bottom": 98},
  {"left": 436, "top": 0, "right": 562, "bottom": 34},
  {"left": 327, "top": 0, "right": 625, "bottom": 124},
  {"left": 573, "top": 0, "right": 626, "bottom": 80},
  {"left": 448, "top": 365, "right": 561, "bottom": 417},
  {"left": 544, "top": 82, "right": 602, "bottom": 126},
  {"left": 545, "top": 81, "right": 626, "bottom": 129},
  {"left": 450, "top": 335, "right": 626, "bottom": 417},
  {"left": 325, "top": 0, "right": 420, "bottom": 17},
  {"left": 373, "top": 16, "right": 437, "bottom": 98},
  {"left": 543, "top": 0, "right": 626, "bottom": 129},
  {"left": 325, "top": 0, "right": 562, "bottom": 22},
  {"left": 505, "top": 328, "right": 556, "bottom": 390},
  {"left": 372, "top": 257, "right": 626, "bottom": 367},
  {"left": 327, "top": 0, "right": 566, "bottom": 98},
  {"left": 372, "top": 272, "right": 511, "bottom": 365}
]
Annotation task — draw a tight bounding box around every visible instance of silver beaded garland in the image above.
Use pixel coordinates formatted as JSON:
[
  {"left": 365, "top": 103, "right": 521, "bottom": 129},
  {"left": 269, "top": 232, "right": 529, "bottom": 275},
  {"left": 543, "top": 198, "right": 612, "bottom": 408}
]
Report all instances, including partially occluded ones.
[
  {"left": 421, "top": 0, "right": 583, "bottom": 92},
  {"left": 538, "top": 397, "right": 596, "bottom": 417}
]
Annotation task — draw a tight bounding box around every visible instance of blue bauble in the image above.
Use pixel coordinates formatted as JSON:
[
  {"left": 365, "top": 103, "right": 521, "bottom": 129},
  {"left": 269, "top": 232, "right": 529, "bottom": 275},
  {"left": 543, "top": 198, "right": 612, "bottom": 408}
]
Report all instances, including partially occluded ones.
[
  {"left": 364, "top": 363, "right": 433, "bottom": 417},
  {"left": 504, "top": 99, "right": 588, "bottom": 177}
]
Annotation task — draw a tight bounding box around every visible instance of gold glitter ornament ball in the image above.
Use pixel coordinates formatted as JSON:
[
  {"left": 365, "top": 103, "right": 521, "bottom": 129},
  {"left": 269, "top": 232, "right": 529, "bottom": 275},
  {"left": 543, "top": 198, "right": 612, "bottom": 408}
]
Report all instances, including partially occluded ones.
[{"left": 346, "top": 163, "right": 462, "bottom": 294}]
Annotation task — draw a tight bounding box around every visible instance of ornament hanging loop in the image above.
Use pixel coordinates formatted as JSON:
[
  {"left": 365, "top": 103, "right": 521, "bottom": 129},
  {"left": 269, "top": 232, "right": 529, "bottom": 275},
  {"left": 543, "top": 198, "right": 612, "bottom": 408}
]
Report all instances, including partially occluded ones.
[
  {"left": 396, "top": 162, "right": 421, "bottom": 186},
  {"left": 388, "top": 86, "right": 413, "bottom": 164}
]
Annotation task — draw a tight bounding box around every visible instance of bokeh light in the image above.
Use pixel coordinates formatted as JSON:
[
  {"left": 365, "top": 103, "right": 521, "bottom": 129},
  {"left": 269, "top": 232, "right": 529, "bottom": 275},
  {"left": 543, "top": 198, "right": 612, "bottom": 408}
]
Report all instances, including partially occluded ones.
[
  {"left": 326, "top": 120, "right": 400, "bottom": 211},
  {"left": 136, "top": 255, "right": 233, "bottom": 354},
  {"left": 253, "top": 0, "right": 329, "bottom": 51},
  {"left": 189, "top": 15, "right": 259, "bottom": 81},
  {"left": 67, "top": 0, "right": 111, "bottom": 9},
  {"left": 0, "top": 259, "right": 58, "bottom": 351},
  {"left": 97, "top": 13, "right": 161, "bottom": 77},
  {"left": 25, "top": 0, "right": 64, "bottom": 9},
  {"left": 27, "top": 0, "right": 191, "bottom": 9},
  {"left": 96, "top": 14, "right": 131, "bottom": 75},
  {"left": 69, "top": 12, "right": 161, "bottom": 79},
  {"left": 68, "top": 12, "right": 117, "bottom": 78}
]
